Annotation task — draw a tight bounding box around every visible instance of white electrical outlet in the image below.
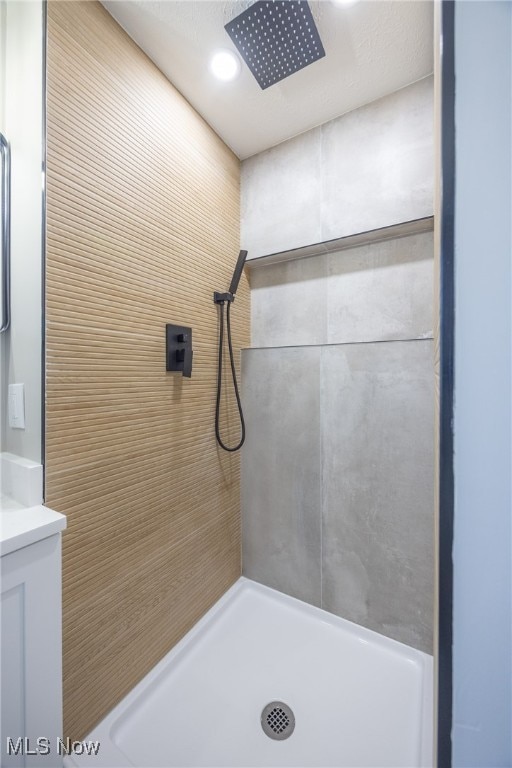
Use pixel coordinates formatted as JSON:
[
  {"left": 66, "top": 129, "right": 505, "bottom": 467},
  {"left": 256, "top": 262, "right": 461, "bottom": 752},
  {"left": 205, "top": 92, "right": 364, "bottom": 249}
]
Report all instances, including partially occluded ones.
[{"left": 8, "top": 383, "right": 26, "bottom": 429}]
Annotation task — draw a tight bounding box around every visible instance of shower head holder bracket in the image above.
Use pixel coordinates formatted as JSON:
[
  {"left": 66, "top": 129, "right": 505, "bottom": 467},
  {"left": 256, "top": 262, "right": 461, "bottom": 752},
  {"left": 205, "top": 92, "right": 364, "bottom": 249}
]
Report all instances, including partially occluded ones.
[{"left": 213, "top": 291, "right": 235, "bottom": 305}]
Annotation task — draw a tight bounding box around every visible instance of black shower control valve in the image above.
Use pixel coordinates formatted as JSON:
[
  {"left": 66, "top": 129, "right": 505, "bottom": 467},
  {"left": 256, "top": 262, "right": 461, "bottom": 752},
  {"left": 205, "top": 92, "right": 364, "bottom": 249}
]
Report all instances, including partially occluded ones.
[{"left": 166, "top": 324, "right": 193, "bottom": 378}]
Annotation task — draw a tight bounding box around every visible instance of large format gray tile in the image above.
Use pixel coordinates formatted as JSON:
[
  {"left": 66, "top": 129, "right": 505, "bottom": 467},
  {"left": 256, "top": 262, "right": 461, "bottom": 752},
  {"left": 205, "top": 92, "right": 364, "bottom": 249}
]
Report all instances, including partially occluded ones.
[
  {"left": 241, "top": 347, "right": 321, "bottom": 605},
  {"left": 321, "top": 77, "right": 434, "bottom": 242},
  {"left": 249, "top": 232, "right": 433, "bottom": 348},
  {"left": 250, "top": 254, "right": 328, "bottom": 347},
  {"left": 327, "top": 231, "right": 434, "bottom": 343},
  {"left": 320, "top": 340, "right": 434, "bottom": 652},
  {"left": 241, "top": 78, "right": 433, "bottom": 260},
  {"left": 241, "top": 128, "right": 322, "bottom": 259}
]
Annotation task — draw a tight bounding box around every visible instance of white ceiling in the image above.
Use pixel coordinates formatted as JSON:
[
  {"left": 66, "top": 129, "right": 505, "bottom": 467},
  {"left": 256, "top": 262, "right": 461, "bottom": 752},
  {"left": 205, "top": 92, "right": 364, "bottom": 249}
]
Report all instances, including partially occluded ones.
[{"left": 103, "top": 0, "right": 433, "bottom": 159}]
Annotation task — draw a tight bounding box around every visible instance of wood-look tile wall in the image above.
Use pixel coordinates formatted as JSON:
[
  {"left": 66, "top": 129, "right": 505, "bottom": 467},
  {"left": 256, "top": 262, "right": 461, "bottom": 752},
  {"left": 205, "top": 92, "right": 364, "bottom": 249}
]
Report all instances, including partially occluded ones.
[{"left": 45, "top": 1, "right": 248, "bottom": 740}]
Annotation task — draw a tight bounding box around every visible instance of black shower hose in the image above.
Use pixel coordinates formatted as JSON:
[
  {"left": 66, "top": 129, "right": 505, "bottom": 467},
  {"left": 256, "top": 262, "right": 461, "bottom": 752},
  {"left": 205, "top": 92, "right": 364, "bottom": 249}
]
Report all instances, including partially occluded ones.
[{"left": 215, "top": 300, "right": 245, "bottom": 452}]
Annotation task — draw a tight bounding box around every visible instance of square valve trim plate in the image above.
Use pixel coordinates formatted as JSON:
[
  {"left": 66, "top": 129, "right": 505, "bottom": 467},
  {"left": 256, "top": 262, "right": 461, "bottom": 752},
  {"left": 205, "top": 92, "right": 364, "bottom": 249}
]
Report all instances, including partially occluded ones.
[{"left": 225, "top": 1, "right": 325, "bottom": 90}]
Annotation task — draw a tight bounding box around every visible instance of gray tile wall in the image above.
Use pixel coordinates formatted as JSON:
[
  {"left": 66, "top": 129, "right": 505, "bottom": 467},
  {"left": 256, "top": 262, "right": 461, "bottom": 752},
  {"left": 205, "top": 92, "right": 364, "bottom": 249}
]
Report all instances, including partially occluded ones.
[
  {"left": 242, "top": 339, "right": 434, "bottom": 653},
  {"left": 320, "top": 341, "right": 434, "bottom": 653},
  {"left": 241, "top": 347, "right": 322, "bottom": 607},
  {"left": 241, "top": 77, "right": 433, "bottom": 260},
  {"left": 242, "top": 78, "right": 435, "bottom": 653},
  {"left": 249, "top": 230, "right": 434, "bottom": 348}
]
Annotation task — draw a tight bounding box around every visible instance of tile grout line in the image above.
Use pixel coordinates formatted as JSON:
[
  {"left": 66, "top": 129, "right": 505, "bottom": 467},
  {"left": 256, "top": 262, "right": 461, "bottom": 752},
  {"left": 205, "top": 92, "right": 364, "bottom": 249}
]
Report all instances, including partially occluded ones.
[
  {"left": 319, "top": 345, "right": 323, "bottom": 610},
  {"left": 319, "top": 246, "right": 326, "bottom": 610},
  {"left": 244, "top": 335, "right": 435, "bottom": 352}
]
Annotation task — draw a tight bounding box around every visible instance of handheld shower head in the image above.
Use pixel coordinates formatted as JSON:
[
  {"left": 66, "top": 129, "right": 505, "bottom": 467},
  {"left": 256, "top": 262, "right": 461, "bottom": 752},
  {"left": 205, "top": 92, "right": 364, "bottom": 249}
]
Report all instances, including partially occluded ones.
[
  {"left": 214, "top": 249, "right": 248, "bottom": 305},
  {"left": 213, "top": 248, "right": 248, "bottom": 452},
  {"left": 228, "top": 249, "right": 248, "bottom": 296}
]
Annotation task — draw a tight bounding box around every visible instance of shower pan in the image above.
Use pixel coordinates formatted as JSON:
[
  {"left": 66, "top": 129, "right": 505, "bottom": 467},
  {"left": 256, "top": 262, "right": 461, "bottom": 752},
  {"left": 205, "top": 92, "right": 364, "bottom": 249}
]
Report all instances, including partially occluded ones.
[{"left": 66, "top": 579, "right": 432, "bottom": 768}]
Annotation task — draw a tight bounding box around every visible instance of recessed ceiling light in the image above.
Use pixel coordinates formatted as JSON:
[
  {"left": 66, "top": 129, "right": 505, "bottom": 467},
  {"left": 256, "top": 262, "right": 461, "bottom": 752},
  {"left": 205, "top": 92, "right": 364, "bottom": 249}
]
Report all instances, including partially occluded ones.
[
  {"left": 210, "top": 49, "right": 241, "bottom": 82},
  {"left": 332, "top": 0, "right": 360, "bottom": 6}
]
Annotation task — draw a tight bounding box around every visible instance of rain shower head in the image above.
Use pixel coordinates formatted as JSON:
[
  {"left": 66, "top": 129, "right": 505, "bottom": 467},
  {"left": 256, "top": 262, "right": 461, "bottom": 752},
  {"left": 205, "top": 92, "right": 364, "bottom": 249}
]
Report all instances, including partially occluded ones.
[{"left": 225, "top": 1, "right": 325, "bottom": 90}]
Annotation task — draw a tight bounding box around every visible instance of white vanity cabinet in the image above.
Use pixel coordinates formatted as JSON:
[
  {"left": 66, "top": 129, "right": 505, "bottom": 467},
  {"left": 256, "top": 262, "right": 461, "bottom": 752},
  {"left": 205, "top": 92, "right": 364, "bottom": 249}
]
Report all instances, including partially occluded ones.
[{"left": 1, "top": 505, "right": 66, "bottom": 768}]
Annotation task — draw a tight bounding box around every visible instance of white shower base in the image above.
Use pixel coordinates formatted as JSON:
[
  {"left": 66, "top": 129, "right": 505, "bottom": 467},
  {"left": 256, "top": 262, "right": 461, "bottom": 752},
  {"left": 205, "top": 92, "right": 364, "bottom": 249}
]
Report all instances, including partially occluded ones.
[{"left": 67, "top": 578, "right": 433, "bottom": 768}]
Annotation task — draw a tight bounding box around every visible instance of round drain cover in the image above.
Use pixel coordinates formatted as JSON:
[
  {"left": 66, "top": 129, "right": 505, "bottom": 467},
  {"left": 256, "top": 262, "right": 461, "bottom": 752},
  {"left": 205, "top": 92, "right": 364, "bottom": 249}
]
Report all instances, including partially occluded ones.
[{"left": 261, "top": 701, "right": 295, "bottom": 741}]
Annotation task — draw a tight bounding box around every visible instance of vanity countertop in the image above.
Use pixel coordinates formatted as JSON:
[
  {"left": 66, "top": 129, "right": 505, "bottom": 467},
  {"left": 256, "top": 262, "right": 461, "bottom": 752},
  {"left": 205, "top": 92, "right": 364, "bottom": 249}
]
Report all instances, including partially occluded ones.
[{"left": 0, "top": 495, "right": 66, "bottom": 556}]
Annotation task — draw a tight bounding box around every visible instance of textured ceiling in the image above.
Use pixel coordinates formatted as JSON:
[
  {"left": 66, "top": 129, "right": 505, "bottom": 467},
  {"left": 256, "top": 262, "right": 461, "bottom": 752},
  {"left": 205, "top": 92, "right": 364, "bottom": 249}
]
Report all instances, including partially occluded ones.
[{"left": 102, "top": 0, "right": 433, "bottom": 159}]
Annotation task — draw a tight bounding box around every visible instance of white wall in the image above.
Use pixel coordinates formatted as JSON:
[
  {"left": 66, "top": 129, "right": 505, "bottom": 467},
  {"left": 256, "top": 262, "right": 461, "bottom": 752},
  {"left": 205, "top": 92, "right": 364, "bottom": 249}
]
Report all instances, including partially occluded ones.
[
  {"left": 241, "top": 76, "right": 434, "bottom": 259},
  {"left": 452, "top": 1, "right": 512, "bottom": 765},
  {"left": 0, "top": 0, "right": 44, "bottom": 464}
]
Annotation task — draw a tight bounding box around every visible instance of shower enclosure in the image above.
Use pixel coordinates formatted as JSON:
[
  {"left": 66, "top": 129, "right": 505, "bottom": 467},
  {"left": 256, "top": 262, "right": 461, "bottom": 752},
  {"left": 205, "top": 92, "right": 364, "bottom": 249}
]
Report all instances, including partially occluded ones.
[{"left": 65, "top": 50, "right": 435, "bottom": 767}]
